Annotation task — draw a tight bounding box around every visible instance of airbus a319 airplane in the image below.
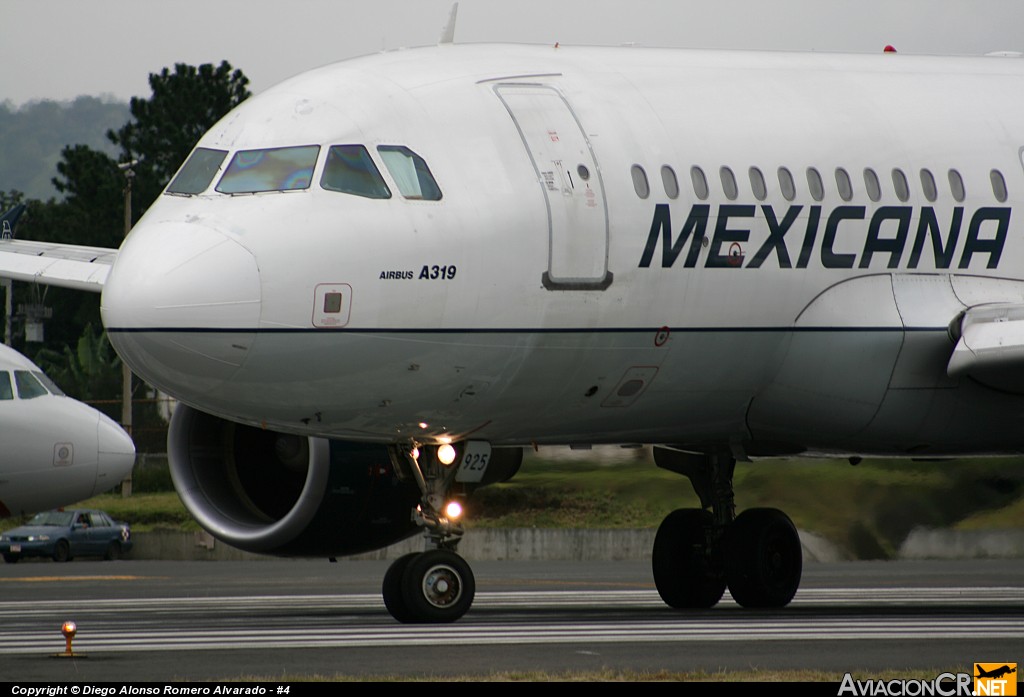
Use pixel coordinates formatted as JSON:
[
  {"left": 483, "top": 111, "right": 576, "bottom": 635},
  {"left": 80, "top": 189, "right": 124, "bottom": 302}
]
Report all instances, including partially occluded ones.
[
  {"left": 0, "top": 341, "right": 136, "bottom": 518},
  {"left": 2, "top": 34, "right": 1024, "bottom": 621}
]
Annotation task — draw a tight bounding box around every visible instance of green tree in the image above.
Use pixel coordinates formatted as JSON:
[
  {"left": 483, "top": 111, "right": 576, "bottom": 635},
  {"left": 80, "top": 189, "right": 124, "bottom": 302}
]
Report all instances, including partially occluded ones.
[
  {"left": 51, "top": 144, "right": 124, "bottom": 248},
  {"left": 4, "top": 61, "right": 251, "bottom": 450},
  {"left": 108, "top": 61, "right": 250, "bottom": 212},
  {"left": 0, "top": 190, "right": 25, "bottom": 212},
  {"left": 34, "top": 322, "right": 121, "bottom": 409}
]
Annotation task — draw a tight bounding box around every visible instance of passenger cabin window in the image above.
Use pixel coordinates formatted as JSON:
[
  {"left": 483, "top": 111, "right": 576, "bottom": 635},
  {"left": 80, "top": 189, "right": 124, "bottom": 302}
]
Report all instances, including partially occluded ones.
[
  {"left": 14, "top": 371, "right": 47, "bottom": 400},
  {"left": 216, "top": 145, "right": 320, "bottom": 194},
  {"left": 377, "top": 146, "right": 442, "bottom": 200},
  {"left": 690, "top": 166, "right": 709, "bottom": 200},
  {"left": 630, "top": 165, "right": 650, "bottom": 199},
  {"left": 920, "top": 169, "right": 938, "bottom": 202},
  {"left": 892, "top": 169, "right": 910, "bottom": 202},
  {"left": 661, "top": 166, "right": 679, "bottom": 199},
  {"left": 949, "top": 169, "right": 966, "bottom": 202},
  {"left": 720, "top": 166, "right": 738, "bottom": 201},
  {"left": 806, "top": 167, "right": 824, "bottom": 201},
  {"left": 991, "top": 169, "right": 1008, "bottom": 202},
  {"left": 864, "top": 168, "right": 882, "bottom": 202},
  {"left": 320, "top": 145, "right": 391, "bottom": 199},
  {"left": 749, "top": 167, "right": 767, "bottom": 201},
  {"left": 835, "top": 168, "right": 853, "bottom": 201},
  {"left": 778, "top": 167, "right": 796, "bottom": 201},
  {"left": 167, "top": 148, "right": 228, "bottom": 195},
  {"left": 0, "top": 372, "right": 12, "bottom": 400}
]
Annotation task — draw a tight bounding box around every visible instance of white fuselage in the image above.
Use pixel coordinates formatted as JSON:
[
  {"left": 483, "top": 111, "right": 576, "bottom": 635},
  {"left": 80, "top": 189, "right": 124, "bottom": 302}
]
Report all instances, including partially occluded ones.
[
  {"left": 100, "top": 44, "right": 1024, "bottom": 456},
  {"left": 0, "top": 343, "right": 135, "bottom": 517}
]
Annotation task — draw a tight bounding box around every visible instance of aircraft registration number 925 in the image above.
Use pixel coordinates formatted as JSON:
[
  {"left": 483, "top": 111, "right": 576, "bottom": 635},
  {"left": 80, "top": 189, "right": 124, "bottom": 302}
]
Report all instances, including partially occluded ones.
[{"left": 455, "top": 441, "right": 492, "bottom": 483}]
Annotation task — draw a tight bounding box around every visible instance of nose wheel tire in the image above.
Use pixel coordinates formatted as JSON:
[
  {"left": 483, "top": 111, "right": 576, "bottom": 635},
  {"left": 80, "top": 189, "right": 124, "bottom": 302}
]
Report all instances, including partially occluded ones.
[
  {"left": 382, "top": 552, "right": 420, "bottom": 623},
  {"left": 652, "top": 508, "right": 726, "bottom": 608},
  {"left": 724, "top": 507, "right": 802, "bottom": 608},
  {"left": 390, "top": 549, "right": 475, "bottom": 623}
]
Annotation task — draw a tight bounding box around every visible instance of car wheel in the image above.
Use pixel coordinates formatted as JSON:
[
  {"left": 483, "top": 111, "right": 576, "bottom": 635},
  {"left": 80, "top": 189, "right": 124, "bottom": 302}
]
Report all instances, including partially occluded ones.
[
  {"left": 52, "top": 539, "right": 71, "bottom": 563},
  {"left": 104, "top": 541, "right": 121, "bottom": 561},
  {"left": 2, "top": 553, "right": 19, "bottom": 564}
]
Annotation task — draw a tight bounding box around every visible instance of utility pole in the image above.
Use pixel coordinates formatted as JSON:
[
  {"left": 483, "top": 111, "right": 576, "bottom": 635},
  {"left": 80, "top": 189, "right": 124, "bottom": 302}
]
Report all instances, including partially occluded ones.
[{"left": 119, "top": 160, "right": 138, "bottom": 496}]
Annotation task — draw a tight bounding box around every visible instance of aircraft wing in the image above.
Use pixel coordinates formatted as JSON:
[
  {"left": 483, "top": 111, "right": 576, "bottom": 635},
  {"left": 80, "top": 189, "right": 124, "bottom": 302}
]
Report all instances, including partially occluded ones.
[
  {"left": 0, "top": 239, "right": 117, "bottom": 293},
  {"left": 947, "top": 303, "right": 1024, "bottom": 388}
]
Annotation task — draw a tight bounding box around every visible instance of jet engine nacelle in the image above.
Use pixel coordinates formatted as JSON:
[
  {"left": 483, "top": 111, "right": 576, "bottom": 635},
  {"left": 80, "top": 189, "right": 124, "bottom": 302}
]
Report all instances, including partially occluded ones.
[{"left": 168, "top": 404, "right": 422, "bottom": 556}]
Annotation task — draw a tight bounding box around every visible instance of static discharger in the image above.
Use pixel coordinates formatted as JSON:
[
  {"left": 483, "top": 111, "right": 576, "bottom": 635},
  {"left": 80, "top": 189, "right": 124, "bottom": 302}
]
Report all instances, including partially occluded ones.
[{"left": 53, "top": 621, "right": 85, "bottom": 659}]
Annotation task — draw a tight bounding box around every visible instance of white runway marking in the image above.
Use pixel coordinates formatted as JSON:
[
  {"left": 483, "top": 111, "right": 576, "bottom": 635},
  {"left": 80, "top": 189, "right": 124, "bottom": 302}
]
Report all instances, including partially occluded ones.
[{"left": 0, "top": 587, "right": 1020, "bottom": 654}]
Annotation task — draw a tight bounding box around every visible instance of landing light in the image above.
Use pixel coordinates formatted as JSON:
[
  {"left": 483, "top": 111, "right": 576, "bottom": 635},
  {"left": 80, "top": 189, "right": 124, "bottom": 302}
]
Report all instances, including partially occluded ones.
[
  {"left": 437, "top": 443, "right": 457, "bottom": 465},
  {"left": 445, "top": 501, "right": 463, "bottom": 520}
]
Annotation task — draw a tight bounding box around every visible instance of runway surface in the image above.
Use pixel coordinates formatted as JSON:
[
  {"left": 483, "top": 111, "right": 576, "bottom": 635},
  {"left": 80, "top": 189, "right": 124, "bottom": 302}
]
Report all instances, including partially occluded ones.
[{"left": 0, "top": 559, "right": 1021, "bottom": 680}]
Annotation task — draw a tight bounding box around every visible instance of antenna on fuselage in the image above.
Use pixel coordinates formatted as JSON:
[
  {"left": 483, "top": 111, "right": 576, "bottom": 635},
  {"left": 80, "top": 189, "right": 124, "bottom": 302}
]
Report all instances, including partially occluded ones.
[{"left": 439, "top": 2, "right": 458, "bottom": 44}]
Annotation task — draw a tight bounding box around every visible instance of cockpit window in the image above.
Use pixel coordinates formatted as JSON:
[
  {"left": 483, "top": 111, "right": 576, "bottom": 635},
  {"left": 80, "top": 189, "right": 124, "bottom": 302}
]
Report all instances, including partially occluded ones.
[
  {"left": 320, "top": 145, "right": 391, "bottom": 199},
  {"left": 166, "top": 148, "right": 228, "bottom": 195},
  {"left": 377, "top": 146, "right": 442, "bottom": 201},
  {"left": 216, "top": 145, "right": 320, "bottom": 194},
  {"left": 14, "top": 371, "right": 48, "bottom": 399},
  {"left": 34, "top": 371, "right": 65, "bottom": 396},
  {"left": 0, "top": 372, "right": 12, "bottom": 400}
]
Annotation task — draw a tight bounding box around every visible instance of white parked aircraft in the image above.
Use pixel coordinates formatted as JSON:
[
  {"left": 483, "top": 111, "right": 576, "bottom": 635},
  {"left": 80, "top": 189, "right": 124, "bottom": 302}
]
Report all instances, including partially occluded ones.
[
  {"left": 0, "top": 342, "right": 135, "bottom": 518},
  {"left": 1, "top": 40, "right": 1022, "bottom": 621}
]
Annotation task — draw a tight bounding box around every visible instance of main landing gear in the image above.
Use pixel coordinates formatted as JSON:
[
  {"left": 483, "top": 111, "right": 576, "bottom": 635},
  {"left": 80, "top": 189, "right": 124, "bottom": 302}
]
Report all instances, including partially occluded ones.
[
  {"left": 651, "top": 449, "right": 802, "bottom": 609},
  {"left": 382, "top": 445, "right": 475, "bottom": 623}
]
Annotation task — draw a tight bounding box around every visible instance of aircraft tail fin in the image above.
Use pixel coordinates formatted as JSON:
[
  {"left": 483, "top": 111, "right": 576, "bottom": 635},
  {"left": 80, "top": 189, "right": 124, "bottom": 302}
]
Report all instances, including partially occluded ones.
[
  {"left": 0, "top": 204, "right": 27, "bottom": 240},
  {"left": 439, "top": 2, "right": 458, "bottom": 44}
]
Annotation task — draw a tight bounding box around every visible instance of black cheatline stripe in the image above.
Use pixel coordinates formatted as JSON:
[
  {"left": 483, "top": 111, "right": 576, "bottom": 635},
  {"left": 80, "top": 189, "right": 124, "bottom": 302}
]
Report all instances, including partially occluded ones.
[{"left": 105, "top": 326, "right": 943, "bottom": 334}]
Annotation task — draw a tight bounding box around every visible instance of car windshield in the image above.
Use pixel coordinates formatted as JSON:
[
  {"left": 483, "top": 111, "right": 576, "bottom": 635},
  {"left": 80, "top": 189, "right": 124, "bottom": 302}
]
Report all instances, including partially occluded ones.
[{"left": 27, "top": 511, "right": 73, "bottom": 527}]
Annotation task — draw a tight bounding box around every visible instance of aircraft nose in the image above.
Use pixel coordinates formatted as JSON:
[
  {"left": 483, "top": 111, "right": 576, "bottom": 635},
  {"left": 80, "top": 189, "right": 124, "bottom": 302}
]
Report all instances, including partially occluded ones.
[
  {"left": 101, "top": 220, "right": 261, "bottom": 394},
  {"left": 94, "top": 413, "right": 136, "bottom": 494}
]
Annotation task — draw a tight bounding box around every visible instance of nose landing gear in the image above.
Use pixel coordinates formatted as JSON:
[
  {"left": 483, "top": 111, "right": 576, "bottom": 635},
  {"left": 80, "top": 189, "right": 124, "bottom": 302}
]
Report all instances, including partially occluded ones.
[{"left": 382, "top": 445, "right": 476, "bottom": 623}]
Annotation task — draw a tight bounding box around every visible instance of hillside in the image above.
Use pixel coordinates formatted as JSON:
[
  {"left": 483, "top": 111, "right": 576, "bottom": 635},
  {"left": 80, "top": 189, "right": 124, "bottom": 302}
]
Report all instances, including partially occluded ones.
[{"left": 0, "top": 96, "right": 129, "bottom": 201}]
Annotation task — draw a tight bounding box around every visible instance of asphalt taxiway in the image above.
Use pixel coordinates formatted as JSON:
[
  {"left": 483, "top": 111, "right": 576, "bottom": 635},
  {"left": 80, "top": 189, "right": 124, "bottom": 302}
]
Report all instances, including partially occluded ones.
[{"left": 0, "top": 559, "right": 1021, "bottom": 680}]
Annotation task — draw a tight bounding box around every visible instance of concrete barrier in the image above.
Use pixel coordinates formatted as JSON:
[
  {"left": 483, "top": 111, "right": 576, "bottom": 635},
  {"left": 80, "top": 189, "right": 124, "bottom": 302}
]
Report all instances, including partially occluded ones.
[
  {"left": 899, "top": 528, "right": 1024, "bottom": 559},
  {"left": 126, "top": 527, "right": 847, "bottom": 562}
]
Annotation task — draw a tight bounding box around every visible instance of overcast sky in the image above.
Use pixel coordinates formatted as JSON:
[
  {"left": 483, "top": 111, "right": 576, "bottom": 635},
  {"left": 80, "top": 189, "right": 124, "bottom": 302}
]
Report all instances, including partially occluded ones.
[{"left": 4, "top": 0, "right": 1024, "bottom": 105}]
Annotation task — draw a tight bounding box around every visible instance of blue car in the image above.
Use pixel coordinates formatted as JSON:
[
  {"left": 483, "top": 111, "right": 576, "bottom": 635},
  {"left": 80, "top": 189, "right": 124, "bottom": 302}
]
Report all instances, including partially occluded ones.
[{"left": 0, "top": 509, "right": 132, "bottom": 562}]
